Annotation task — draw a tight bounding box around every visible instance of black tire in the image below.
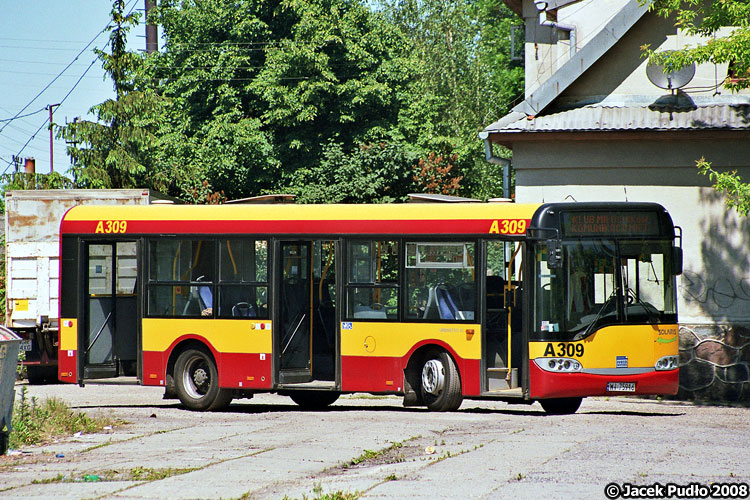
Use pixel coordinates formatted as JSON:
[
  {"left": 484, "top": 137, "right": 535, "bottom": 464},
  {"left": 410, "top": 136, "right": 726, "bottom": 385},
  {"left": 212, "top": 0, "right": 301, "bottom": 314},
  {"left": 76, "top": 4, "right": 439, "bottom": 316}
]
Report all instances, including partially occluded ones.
[
  {"left": 539, "top": 397, "right": 583, "bottom": 415},
  {"left": 174, "top": 348, "right": 233, "bottom": 411},
  {"left": 420, "top": 350, "right": 463, "bottom": 412},
  {"left": 288, "top": 391, "right": 340, "bottom": 410},
  {"left": 0, "top": 431, "right": 8, "bottom": 456}
]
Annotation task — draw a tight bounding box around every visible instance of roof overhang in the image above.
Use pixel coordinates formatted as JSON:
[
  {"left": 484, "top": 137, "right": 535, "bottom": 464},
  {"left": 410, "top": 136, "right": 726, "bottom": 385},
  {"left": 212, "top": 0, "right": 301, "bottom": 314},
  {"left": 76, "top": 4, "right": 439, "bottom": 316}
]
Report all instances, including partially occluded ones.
[{"left": 485, "top": 104, "right": 750, "bottom": 147}]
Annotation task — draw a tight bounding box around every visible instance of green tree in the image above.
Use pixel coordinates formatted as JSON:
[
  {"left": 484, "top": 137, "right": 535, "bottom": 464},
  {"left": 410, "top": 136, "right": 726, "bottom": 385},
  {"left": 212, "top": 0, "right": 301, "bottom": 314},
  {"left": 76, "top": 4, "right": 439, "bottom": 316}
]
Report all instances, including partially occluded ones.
[
  {"left": 380, "top": 0, "right": 523, "bottom": 199},
  {"left": 646, "top": 0, "right": 750, "bottom": 214},
  {"left": 60, "top": 1, "right": 165, "bottom": 190},
  {"left": 647, "top": 0, "right": 749, "bottom": 91},
  {"left": 289, "top": 141, "right": 419, "bottom": 203},
  {"left": 62, "top": 0, "right": 524, "bottom": 203}
]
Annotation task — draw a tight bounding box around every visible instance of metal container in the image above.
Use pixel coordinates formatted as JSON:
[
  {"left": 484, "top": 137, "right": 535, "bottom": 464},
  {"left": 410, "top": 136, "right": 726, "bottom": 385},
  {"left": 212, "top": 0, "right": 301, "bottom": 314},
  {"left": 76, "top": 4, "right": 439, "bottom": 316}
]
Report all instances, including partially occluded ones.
[
  {"left": 0, "top": 326, "right": 21, "bottom": 455},
  {"left": 4, "top": 189, "right": 165, "bottom": 383}
]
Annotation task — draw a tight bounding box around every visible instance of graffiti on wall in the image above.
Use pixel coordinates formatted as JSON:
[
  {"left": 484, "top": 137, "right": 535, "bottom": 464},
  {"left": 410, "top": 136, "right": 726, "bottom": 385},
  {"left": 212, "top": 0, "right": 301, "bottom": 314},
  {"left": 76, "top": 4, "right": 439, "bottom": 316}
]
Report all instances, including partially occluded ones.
[{"left": 681, "top": 271, "right": 750, "bottom": 312}]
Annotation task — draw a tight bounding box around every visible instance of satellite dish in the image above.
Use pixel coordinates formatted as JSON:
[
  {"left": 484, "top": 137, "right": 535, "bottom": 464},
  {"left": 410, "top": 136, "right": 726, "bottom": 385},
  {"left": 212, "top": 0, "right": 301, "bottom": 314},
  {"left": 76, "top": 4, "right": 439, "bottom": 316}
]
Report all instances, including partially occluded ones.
[{"left": 646, "top": 58, "right": 696, "bottom": 90}]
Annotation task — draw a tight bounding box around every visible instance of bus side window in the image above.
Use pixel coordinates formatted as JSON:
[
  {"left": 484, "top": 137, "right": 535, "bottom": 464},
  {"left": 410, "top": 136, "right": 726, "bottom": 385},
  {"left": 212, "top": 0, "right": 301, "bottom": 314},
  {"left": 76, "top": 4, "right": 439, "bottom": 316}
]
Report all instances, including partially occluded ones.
[
  {"left": 405, "top": 242, "right": 476, "bottom": 321},
  {"left": 345, "top": 240, "right": 399, "bottom": 320},
  {"left": 217, "top": 240, "right": 269, "bottom": 319}
]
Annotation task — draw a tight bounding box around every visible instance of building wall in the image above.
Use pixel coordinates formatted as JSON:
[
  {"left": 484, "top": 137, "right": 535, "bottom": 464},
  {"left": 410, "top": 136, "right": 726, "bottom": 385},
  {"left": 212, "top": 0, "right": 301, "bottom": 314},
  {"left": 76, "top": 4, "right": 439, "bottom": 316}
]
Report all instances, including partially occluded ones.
[
  {"left": 514, "top": 138, "right": 750, "bottom": 402},
  {"left": 521, "top": 0, "right": 748, "bottom": 106}
]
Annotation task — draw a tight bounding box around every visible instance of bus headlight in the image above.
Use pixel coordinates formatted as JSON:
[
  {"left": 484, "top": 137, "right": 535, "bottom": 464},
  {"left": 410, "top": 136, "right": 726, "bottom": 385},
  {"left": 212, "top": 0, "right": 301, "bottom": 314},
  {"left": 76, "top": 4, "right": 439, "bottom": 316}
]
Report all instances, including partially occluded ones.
[
  {"left": 654, "top": 355, "right": 679, "bottom": 371},
  {"left": 535, "top": 358, "right": 582, "bottom": 373}
]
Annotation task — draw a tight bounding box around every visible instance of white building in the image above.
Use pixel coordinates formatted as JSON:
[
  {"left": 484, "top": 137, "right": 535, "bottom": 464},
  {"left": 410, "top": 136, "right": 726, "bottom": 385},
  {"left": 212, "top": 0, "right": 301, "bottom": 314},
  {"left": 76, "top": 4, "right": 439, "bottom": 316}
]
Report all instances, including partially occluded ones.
[{"left": 483, "top": 0, "right": 750, "bottom": 402}]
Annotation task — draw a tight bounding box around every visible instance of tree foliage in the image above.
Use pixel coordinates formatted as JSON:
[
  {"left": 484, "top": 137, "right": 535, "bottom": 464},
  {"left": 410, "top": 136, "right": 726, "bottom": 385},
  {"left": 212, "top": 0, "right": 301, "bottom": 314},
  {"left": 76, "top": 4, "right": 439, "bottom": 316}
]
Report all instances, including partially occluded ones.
[
  {"left": 59, "top": 1, "right": 165, "bottom": 190},
  {"left": 647, "top": 0, "right": 750, "bottom": 91},
  {"left": 697, "top": 157, "right": 750, "bottom": 216},
  {"left": 646, "top": 0, "right": 750, "bottom": 215},
  {"left": 61, "top": 0, "right": 524, "bottom": 203}
]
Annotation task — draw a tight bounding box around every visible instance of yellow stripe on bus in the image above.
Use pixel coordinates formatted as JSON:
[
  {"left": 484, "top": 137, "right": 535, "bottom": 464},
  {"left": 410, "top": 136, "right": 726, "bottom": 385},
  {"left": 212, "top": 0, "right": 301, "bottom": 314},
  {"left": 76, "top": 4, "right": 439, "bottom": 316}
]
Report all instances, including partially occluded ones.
[
  {"left": 528, "top": 324, "right": 679, "bottom": 368},
  {"left": 340, "top": 322, "right": 482, "bottom": 360},
  {"left": 59, "top": 318, "right": 77, "bottom": 351},
  {"left": 63, "top": 203, "right": 540, "bottom": 222},
  {"left": 142, "top": 318, "right": 272, "bottom": 354}
]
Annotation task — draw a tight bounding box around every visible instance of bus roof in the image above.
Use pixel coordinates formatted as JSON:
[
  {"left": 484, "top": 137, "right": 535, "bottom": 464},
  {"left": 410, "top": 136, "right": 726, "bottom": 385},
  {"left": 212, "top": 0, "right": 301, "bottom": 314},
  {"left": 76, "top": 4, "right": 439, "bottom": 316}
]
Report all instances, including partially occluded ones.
[{"left": 60, "top": 202, "right": 543, "bottom": 237}]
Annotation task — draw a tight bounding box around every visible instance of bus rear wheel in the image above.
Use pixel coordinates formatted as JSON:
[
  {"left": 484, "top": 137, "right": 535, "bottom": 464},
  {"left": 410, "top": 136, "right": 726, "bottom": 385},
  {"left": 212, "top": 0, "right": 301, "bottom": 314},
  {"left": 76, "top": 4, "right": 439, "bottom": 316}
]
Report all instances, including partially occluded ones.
[
  {"left": 288, "top": 390, "right": 340, "bottom": 410},
  {"left": 174, "top": 348, "right": 232, "bottom": 411},
  {"left": 539, "top": 397, "right": 582, "bottom": 415},
  {"left": 420, "top": 350, "right": 463, "bottom": 412}
]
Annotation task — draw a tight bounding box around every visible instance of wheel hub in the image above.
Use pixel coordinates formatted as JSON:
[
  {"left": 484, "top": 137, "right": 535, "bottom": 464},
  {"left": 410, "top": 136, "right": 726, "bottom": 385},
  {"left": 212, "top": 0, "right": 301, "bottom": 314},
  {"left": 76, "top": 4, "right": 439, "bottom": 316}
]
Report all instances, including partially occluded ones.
[
  {"left": 422, "top": 359, "right": 445, "bottom": 395},
  {"left": 192, "top": 367, "right": 208, "bottom": 388}
]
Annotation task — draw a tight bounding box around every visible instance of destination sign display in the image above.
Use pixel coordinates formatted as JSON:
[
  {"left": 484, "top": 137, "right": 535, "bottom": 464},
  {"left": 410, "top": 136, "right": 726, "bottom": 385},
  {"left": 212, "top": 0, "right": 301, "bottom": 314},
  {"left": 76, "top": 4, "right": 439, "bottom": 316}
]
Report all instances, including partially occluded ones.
[{"left": 562, "top": 211, "right": 660, "bottom": 236}]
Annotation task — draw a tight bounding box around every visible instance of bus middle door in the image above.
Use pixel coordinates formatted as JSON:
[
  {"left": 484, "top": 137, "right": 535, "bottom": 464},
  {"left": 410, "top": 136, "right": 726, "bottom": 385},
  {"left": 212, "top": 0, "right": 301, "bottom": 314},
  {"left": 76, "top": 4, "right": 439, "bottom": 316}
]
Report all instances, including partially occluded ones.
[{"left": 277, "top": 241, "right": 313, "bottom": 384}]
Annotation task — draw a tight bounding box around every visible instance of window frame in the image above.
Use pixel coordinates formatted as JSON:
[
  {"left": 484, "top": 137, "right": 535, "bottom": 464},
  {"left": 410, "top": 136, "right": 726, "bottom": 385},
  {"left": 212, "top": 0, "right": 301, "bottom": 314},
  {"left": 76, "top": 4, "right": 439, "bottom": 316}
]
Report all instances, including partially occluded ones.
[
  {"left": 343, "top": 239, "right": 401, "bottom": 322},
  {"left": 144, "top": 236, "right": 270, "bottom": 319}
]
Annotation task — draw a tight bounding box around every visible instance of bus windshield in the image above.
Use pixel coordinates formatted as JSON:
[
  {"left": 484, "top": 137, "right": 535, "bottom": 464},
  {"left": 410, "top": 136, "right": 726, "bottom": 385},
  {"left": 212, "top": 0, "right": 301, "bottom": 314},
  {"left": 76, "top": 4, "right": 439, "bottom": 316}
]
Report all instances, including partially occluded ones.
[{"left": 534, "top": 238, "right": 677, "bottom": 340}]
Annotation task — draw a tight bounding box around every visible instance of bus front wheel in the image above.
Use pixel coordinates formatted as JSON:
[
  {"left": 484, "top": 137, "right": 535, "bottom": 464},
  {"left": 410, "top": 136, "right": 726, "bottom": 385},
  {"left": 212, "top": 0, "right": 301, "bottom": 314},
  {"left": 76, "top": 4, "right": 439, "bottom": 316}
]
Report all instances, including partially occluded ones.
[
  {"left": 174, "top": 348, "right": 232, "bottom": 411},
  {"left": 420, "top": 350, "right": 463, "bottom": 412},
  {"left": 539, "top": 397, "right": 582, "bottom": 415}
]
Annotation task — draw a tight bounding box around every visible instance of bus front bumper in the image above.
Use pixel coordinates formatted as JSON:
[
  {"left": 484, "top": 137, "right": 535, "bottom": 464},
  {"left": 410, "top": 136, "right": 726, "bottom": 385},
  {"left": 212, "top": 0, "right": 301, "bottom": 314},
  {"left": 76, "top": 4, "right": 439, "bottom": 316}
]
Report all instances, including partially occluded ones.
[{"left": 528, "top": 360, "right": 679, "bottom": 400}]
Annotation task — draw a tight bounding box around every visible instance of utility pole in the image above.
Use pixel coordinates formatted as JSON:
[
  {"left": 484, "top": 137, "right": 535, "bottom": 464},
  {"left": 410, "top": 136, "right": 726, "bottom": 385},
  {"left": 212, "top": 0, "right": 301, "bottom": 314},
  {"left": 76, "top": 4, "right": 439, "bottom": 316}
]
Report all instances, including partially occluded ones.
[
  {"left": 145, "top": 0, "right": 158, "bottom": 53},
  {"left": 46, "top": 103, "right": 60, "bottom": 173}
]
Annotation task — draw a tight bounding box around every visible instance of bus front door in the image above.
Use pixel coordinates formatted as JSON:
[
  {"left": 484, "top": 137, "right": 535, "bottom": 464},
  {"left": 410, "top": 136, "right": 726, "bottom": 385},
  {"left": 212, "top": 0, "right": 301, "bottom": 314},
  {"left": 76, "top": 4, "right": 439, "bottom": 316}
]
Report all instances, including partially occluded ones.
[
  {"left": 80, "top": 241, "right": 138, "bottom": 381},
  {"left": 278, "top": 242, "right": 313, "bottom": 384}
]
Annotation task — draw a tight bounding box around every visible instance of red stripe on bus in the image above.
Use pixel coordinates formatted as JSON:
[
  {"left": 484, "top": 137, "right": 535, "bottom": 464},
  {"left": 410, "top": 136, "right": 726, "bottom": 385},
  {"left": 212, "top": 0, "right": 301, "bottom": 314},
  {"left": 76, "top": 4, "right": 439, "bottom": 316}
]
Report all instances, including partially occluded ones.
[
  {"left": 528, "top": 361, "right": 679, "bottom": 399},
  {"left": 58, "top": 349, "right": 77, "bottom": 383},
  {"left": 142, "top": 350, "right": 167, "bottom": 386},
  {"left": 61, "top": 218, "right": 531, "bottom": 236},
  {"left": 341, "top": 355, "right": 404, "bottom": 393},
  {"left": 341, "top": 354, "right": 481, "bottom": 396},
  {"left": 217, "top": 352, "right": 272, "bottom": 390}
]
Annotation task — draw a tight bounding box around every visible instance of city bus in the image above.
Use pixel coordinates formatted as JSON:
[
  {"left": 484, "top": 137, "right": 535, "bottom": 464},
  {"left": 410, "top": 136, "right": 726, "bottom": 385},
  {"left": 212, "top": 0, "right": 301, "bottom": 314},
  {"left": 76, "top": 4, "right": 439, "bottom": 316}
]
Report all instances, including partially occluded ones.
[{"left": 57, "top": 201, "right": 681, "bottom": 414}]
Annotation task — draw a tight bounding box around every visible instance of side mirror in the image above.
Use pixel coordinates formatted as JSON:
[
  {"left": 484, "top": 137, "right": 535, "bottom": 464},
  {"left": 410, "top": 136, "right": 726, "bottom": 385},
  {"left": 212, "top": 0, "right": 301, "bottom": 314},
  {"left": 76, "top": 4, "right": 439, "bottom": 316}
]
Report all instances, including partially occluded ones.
[
  {"left": 547, "top": 240, "right": 562, "bottom": 269},
  {"left": 672, "top": 247, "right": 683, "bottom": 275}
]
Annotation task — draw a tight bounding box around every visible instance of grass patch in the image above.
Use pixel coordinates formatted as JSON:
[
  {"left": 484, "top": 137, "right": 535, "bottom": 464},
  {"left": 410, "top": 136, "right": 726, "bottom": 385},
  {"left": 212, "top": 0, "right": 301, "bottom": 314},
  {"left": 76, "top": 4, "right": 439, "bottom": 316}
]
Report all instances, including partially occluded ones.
[
  {"left": 280, "top": 484, "right": 361, "bottom": 500},
  {"left": 9, "top": 386, "right": 121, "bottom": 449},
  {"left": 127, "top": 466, "right": 196, "bottom": 481},
  {"left": 31, "top": 473, "right": 65, "bottom": 484}
]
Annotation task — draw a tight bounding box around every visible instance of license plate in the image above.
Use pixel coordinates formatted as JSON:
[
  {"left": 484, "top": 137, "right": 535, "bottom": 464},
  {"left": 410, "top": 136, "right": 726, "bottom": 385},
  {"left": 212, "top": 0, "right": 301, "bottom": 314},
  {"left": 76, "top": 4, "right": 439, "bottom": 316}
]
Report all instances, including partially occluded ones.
[
  {"left": 19, "top": 340, "right": 32, "bottom": 352},
  {"left": 607, "top": 382, "right": 636, "bottom": 392}
]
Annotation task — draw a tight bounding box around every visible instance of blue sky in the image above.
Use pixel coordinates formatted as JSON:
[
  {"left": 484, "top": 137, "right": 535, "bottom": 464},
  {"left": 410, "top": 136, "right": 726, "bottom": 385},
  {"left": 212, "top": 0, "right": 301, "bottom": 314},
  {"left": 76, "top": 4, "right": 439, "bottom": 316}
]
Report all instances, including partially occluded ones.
[{"left": 0, "top": 0, "right": 148, "bottom": 176}]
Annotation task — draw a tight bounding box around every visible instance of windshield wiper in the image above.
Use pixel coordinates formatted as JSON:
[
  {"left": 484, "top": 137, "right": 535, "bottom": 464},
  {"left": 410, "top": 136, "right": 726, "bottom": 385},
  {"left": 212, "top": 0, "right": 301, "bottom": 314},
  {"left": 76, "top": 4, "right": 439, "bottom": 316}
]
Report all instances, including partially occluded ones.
[{"left": 573, "top": 289, "right": 617, "bottom": 341}]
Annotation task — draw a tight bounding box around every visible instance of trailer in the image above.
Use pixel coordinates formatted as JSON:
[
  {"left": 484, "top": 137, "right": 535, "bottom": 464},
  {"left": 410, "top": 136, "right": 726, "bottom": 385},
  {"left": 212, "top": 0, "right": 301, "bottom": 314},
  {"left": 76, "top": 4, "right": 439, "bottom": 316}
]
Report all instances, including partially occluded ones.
[{"left": 4, "top": 189, "right": 164, "bottom": 383}]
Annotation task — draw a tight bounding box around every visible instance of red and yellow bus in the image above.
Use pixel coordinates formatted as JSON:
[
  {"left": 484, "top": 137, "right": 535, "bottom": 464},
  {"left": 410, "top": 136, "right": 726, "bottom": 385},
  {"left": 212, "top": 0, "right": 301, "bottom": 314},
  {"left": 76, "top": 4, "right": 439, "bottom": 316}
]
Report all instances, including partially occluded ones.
[{"left": 57, "top": 201, "right": 681, "bottom": 414}]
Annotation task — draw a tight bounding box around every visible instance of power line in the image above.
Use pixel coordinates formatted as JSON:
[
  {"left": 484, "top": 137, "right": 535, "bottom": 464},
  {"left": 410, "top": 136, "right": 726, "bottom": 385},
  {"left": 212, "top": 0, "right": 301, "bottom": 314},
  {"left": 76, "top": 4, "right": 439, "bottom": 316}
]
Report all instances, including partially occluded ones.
[
  {"left": 0, "top": 107, "right": 47, "bottom": 123},
  {"left": 0, "top": 31, "right": 108, "bottom": 135},
  {"left": 0, "top": 0, "right": 138, "bottom": 135},
  {"left": 1, "top": 0, "right": 140, "bottom": 174},
  {"left": 2, "top": 55, "right": 101, "bottom": 174}
]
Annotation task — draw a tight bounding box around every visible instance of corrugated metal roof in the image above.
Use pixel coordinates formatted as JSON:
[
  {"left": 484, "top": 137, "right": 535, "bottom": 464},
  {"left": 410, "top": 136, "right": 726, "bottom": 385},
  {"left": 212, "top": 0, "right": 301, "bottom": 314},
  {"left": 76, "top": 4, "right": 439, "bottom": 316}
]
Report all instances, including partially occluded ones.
[{"left": 484, "top": 104, "right": 750, "bottom": 134}]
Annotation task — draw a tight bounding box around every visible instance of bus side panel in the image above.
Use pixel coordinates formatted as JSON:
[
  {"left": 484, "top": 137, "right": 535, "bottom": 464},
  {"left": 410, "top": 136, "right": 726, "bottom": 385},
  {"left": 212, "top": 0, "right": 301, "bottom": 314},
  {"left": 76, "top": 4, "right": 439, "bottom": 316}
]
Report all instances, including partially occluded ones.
[
  {"left": 58, "top": 318, "right": 77, "bottom": 383},
  {"left": 142, "top": 350, "right": 167, "bottom": 386},
  {"left": 340, "top": 322, "right": 482, "bottom": 396},
  {"left": 340, "top": 355, "right": 404, "bottom": 393},
  {"left": 141, "top": 349, "right": 274, "bottom": 389},
  {"left": 141, "top": 318, "right": 273, "bottom": 389},
  {"left": 218, "top": 352, "right": 272, "bottom": 390}
]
